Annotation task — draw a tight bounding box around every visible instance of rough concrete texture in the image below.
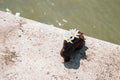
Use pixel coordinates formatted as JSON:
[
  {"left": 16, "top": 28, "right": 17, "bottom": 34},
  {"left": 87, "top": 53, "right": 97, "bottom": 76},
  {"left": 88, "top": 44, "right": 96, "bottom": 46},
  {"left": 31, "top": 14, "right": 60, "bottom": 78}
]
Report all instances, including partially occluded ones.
[{"left": 0, "top": 11, "right": 120, "bottom": 80}]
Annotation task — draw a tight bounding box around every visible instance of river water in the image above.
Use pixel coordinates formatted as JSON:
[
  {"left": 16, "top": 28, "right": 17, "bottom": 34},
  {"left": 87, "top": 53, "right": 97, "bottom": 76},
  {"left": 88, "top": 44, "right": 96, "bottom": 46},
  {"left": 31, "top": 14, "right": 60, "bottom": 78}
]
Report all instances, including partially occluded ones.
[{"left": 0, "top": 0, "right": 120, "bottom": 44}]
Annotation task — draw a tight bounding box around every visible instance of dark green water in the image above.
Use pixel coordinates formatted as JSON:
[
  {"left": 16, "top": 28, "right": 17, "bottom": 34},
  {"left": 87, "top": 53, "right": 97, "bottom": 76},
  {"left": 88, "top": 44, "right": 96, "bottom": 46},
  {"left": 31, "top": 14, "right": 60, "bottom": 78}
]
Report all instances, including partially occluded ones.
[{"left": 0, "top": 0, "right": 120, "bottom": 44}]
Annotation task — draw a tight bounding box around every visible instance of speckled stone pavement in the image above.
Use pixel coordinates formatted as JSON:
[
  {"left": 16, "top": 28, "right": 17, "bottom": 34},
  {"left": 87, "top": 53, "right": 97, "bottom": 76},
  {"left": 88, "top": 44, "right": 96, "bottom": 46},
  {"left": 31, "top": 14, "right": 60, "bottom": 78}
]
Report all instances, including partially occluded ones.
[{"left": 0, "top": 11, "right": 120, "bottom": 80}]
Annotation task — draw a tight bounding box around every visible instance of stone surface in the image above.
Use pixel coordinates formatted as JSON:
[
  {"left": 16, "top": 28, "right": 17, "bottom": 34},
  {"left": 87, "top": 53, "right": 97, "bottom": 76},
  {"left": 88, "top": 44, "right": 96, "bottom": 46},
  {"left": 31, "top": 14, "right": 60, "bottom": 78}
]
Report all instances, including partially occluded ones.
[{"left": 0, "top": 11, "right": 120, "bottom": 80}]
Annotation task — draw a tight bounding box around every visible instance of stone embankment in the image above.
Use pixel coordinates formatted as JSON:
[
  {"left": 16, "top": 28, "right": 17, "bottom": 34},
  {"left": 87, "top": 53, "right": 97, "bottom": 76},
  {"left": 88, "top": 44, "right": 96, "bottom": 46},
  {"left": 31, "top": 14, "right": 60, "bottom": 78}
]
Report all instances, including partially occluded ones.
[{"left": 0, "top": 11, "right": 120, "bottom": 80}]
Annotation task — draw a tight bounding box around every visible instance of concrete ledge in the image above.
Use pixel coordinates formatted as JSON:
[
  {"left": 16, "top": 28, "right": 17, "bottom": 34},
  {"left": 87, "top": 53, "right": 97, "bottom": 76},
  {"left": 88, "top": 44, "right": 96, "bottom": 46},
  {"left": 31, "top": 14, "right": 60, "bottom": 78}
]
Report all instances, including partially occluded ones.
[{"left": 0, "top": 11, "right": 120, "bottom": 80}]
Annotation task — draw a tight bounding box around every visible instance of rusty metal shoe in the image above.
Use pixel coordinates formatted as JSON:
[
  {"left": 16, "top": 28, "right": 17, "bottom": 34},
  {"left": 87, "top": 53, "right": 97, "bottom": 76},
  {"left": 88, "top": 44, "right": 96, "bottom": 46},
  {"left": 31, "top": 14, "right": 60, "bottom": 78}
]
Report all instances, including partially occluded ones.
[{"left": 60, "top": 29, "right": 85, "bottom": 62}]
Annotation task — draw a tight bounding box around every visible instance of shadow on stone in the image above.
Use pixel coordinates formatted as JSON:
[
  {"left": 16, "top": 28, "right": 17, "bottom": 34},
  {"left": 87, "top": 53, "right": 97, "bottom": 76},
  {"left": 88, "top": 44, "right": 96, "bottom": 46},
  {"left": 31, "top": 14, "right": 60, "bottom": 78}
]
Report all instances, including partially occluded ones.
[{"left": 64, "top": 46, "right": 88, "bottom": 69}]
